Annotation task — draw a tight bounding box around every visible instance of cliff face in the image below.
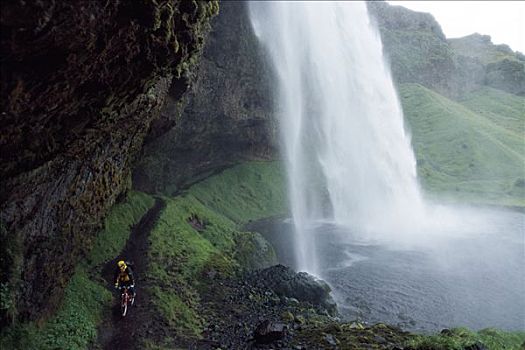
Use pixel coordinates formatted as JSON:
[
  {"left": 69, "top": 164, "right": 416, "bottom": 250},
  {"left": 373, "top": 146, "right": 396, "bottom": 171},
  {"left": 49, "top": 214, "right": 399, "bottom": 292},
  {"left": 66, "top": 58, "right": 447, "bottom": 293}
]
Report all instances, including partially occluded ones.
[
  {"left": 0, "top": 0, "right": 217, "bottom": 323},
  {"left": 367, "top": 2, "right": 525, "bottom": 97},
  {"left": 449, "top": 34, "right": 525, "bottom": 95},
  {"left": 367, "top": 1, "right": 456, "bottom": 95},
  {"left": 133, "top": 1, "right": 277, "bottom": 194}
]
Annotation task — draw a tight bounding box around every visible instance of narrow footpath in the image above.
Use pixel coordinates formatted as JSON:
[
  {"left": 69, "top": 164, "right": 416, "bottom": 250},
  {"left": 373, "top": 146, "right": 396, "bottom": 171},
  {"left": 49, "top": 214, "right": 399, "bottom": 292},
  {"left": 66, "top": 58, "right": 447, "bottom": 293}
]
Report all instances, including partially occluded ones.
[{"left": 95, "top": 197, "right": 166, "bottom": 350}]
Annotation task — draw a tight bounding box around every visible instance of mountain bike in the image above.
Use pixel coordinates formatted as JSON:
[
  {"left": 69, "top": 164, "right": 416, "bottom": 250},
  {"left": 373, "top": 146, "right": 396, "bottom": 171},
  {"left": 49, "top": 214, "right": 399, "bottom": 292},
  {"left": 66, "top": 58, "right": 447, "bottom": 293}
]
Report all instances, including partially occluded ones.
[{"left": 118, "top": 285, "right": 135, "bottom": 317}]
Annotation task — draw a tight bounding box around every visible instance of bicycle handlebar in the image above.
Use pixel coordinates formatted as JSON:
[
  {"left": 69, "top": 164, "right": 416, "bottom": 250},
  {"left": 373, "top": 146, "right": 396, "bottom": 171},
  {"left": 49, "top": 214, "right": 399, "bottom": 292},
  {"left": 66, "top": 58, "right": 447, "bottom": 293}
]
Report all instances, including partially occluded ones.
[{"left": 115, "top": 285, "right": 135, "bottom": 289}]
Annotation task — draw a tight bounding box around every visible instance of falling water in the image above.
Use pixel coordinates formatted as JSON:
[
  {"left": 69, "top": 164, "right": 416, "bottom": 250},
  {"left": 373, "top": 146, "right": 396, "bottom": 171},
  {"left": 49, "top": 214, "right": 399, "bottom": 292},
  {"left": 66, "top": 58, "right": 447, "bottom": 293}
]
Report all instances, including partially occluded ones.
[{"left": 249, "top": 2, "right": 438, "bottom": 274}]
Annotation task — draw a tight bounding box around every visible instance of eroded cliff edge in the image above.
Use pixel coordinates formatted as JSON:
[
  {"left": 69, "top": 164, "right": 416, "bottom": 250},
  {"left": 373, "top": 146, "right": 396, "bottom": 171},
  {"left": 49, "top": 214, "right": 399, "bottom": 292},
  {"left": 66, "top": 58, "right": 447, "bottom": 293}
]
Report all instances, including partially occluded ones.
[
  {"left": 133, "top": 1, "right": 277, "bottom": 195},
  {"left": 0, "top": 0, "right": 218, "bottom": 324}
]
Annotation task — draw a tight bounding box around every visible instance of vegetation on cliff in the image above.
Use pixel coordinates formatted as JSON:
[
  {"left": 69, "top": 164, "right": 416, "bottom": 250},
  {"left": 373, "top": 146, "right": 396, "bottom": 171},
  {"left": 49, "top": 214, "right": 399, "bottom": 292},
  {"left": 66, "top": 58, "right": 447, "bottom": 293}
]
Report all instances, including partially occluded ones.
[
  {"left": 142, "top": 161, "right": 285, "bottom": 345},
  {"left": 0, "top": 0, "right": 219, "bottom": 325},
  {"left": 0, "top": 191, "right": 154, "bottom": 350},
  {"left": 368, "top": 2, "right": 525, "bottom": 97},
  {"left": 400, "top": 83, "right": 525, "bottom": 207}
]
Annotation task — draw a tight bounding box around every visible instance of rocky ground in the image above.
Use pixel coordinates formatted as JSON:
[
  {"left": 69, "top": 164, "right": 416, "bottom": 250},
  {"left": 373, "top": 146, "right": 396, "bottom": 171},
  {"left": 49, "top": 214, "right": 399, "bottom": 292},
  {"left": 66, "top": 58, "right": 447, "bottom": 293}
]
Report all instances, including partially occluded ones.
[
  {"left": 92, "top": 209, "right": 414, "bottom": 350},
  {"left": 191, "top": 265, "right": 414, "bottom": 350}
]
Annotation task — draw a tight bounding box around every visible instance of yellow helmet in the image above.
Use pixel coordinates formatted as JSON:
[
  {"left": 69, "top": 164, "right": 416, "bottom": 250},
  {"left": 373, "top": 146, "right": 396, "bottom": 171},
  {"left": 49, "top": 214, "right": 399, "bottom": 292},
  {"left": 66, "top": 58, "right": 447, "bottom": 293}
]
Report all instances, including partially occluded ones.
[{"left": 117, "top": 260, "right": 126, "bottom": 269}]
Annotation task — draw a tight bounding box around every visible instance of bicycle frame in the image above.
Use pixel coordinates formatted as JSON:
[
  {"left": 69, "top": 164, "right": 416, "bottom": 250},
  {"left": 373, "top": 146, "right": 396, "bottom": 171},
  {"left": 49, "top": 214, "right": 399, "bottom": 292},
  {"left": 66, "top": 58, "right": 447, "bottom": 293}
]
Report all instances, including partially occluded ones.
[{"left": 120, "top": 286, "right": 131, "bottom": 317}]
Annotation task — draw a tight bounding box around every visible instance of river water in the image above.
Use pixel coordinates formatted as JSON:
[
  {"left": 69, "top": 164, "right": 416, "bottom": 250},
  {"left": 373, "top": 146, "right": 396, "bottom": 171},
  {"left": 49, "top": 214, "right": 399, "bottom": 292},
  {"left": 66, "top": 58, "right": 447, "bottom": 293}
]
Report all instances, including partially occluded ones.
[{"left": 248, "top": 209, "right": 525, "bottom": 332}]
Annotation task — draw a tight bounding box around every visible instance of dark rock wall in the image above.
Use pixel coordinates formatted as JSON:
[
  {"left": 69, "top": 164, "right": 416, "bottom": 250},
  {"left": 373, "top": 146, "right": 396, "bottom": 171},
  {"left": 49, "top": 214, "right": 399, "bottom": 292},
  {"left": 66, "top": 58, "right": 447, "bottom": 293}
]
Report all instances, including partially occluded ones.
[
  {"left": 133, "top": 1, "right": 277, "bottom": 194},
  {"left": 0, "top": 0, "right": 218, "bottom": 323}
]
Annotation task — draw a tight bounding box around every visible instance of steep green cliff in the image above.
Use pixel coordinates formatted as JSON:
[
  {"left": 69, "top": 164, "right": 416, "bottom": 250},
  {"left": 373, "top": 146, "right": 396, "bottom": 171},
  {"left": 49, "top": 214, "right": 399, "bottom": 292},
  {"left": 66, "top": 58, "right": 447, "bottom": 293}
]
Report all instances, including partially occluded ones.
[
  {"left": 449, "top": 34, "right": 525, "bottom": 95},
  {"left": 368, "top": 2, "right": 525, "bottom": 98}
]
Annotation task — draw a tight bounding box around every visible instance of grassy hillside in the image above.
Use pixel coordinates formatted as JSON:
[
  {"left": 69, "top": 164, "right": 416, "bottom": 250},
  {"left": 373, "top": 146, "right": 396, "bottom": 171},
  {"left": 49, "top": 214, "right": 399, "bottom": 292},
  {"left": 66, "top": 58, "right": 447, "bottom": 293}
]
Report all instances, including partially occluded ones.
[
  {"left": 458, "top": 86, "right": 525, "bottom": 135},
  {"left": 399, "top": 83, "right": 525, "bottom": 207},
  {"left": 0, "top": 162, "right": 286, "bottom": 349},
  {"left": 142, "top": 161, "right": 286, "bottom": 346}
]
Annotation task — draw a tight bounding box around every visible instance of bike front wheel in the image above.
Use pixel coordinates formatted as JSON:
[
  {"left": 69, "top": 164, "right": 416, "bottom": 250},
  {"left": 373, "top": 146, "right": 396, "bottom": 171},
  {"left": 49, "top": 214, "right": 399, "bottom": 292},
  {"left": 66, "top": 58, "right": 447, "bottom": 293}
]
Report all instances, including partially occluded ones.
[{"left": 121, "top": 302, "right": 128, "bottom": 317}]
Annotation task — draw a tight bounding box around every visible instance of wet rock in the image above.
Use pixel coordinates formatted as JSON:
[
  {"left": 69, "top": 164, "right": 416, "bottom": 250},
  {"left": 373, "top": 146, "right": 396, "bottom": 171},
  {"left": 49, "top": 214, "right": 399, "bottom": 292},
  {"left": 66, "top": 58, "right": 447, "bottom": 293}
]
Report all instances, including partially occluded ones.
[
  {"left": 254, "top": 320, "right": 287, "bottom": 344},
  {"left": 440, "top": 328, "right": 453, "bottom": 336},
  {"left": 282, "top": 311, "right": 294, "bottom": 322},
  {"left": 464, "top": 343, "right": 488, "bottom": 350},
  {"left": 288, "top": 297, "right": 300, "bottom": 306},
  {"left": 373, "top": 335, "right": 387, "bottom": 344},
  {"left": 325, "top": 323, "right": 342, "bottom": 334},
  {"left": 249, "top": 264, "right": 338, "bottom": 315},
  {"left": 294, "top": 315, "right": 306, "bottom": 324},
  {"left": 348, "top": 321, "right": 365, "bottom": 330},
  {"left": 325, "top": 333, "right": 339, "bottom": 346}
]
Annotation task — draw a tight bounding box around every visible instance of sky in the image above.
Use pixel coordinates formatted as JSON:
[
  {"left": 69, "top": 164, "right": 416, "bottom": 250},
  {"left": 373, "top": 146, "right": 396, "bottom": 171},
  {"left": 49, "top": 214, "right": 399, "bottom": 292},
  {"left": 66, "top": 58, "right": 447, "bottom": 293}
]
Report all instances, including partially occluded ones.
[{"left": 386, "top": 1, "right": 525, "bottom": 53}]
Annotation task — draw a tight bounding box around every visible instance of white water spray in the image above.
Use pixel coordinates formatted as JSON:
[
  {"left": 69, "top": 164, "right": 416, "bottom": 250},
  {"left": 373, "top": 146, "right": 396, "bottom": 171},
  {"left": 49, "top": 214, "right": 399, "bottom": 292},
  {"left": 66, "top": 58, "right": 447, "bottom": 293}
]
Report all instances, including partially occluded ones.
[{"left": 248, "top": 2, "right": 478, "bottom": 274}]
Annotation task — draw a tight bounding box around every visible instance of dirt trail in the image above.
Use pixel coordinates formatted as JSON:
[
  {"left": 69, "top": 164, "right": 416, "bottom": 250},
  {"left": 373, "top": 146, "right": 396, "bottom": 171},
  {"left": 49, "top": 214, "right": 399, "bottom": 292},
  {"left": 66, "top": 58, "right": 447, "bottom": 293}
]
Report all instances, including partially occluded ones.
[{"left": 95, "top": 197, "right": 165, "bottom": 350}]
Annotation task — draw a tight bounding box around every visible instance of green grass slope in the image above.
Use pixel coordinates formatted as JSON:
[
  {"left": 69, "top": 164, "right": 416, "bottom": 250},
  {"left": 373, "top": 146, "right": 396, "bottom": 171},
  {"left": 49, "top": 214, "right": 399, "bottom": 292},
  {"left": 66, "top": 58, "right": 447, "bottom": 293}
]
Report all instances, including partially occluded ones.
[
  {"left": 408, "top": 327, "right": 525, "bottom": 350},
  {"left": 458, "top": 86, "right": 525, "bottom": 135},
  {"left": 188, "top": 161, "right": 287, "bottom": 223},
  {"left": 0, "top": 191, "right": 155, "bottom": 350},
  {"left": 143, "top": 161, "right": 285, "bottom": 346},
  {"left": 399, "top": 83, "right": 525, "bottom": 206}
]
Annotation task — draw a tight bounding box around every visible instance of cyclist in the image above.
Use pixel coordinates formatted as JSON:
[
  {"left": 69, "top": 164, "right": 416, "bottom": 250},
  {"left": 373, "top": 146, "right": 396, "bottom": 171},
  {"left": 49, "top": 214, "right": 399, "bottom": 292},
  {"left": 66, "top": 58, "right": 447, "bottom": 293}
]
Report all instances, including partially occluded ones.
[{"left": 114, "top": 260, "right": 136, "bottom": 300}]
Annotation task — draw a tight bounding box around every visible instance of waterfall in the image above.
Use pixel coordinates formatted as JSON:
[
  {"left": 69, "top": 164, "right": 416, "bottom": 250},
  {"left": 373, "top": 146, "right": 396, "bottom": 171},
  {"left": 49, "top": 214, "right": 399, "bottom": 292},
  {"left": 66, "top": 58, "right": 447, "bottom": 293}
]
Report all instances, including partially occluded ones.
[{"left": 249, "top": 1, "right": 426, "bottom": 274}]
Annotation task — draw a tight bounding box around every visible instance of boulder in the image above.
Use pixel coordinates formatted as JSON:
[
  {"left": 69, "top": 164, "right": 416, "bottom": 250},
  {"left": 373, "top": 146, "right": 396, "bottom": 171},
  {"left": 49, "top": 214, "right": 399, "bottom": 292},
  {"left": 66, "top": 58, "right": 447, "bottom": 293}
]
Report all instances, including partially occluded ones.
[
  {"left": 253, "top": 320, "right": 287, "bottom": 344},
  {"left": 249, "top": 264, "right": 338, "bottom": 316}
]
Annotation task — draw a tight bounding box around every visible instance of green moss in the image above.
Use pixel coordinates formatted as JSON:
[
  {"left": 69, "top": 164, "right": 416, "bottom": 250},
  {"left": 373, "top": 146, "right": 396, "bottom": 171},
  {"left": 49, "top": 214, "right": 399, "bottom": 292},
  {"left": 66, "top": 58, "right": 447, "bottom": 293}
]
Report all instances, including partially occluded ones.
[
  {"left": 407, "top": 327, "right": 525, "bottom": 350},
  {"left": 35, "top": 267, "right": 110, "bottom": 350},
  {"left": 146, "top": 195, "right": 235, "bottom": 336},
  {"left": 145, "top": 161, "right": 285, "bottom": 340},
  {"left": 150, "top": 285, "right": 203, "bottom": 336},
  {"left": 188, "top": 161, "right": 287, "bottom": 223},
  {"left": 0, "top": 267, "right": 111, "bottom": 350},
  {"left": 0, "top": 191, "right": 155, "bottom": 350},
  {"left": 87, "top": 191, "right": 155, "bottom": 266},
  {"left": 234, "top": 231, "right": 278, "bottom": 271}
]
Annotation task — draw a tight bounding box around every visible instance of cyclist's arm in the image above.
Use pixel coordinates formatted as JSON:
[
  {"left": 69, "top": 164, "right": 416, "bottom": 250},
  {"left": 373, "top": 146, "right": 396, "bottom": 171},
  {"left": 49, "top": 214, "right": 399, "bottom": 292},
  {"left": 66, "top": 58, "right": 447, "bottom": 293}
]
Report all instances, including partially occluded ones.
[
  {"left": 114, "top": 270, "right": 120, "bottom": 286},
  {"left": 127, "top": 267, "right": 135, "bottom": 284}
]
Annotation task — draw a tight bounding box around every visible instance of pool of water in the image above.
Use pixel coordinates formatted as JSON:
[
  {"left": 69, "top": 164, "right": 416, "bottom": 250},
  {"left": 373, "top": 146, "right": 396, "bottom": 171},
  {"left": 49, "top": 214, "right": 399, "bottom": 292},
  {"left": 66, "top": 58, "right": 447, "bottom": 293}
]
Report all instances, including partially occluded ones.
[{"left": 247, "top": 209, "right": 525, "bottom": 332}]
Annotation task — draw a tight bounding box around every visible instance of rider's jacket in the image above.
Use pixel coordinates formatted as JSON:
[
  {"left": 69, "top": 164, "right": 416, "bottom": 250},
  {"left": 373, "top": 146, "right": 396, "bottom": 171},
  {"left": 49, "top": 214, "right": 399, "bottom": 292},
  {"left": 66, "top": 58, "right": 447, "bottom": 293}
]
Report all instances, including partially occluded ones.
[{"left": 115, "top": 266, "right": 134, "bottom": 286}]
